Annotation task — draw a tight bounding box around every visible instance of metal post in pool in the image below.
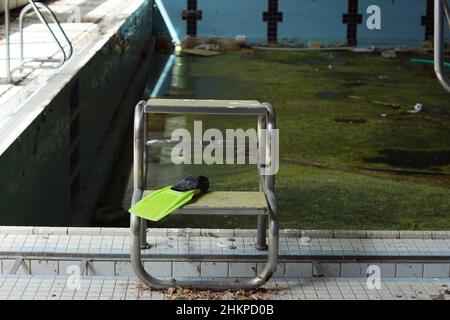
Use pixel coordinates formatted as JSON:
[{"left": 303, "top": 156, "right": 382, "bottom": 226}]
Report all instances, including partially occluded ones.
[
  {"left": 4, "top": 0, "right": 12, "bottom": 83},
  {"left": 434, "top": 0, "right": 450, "bottom": 93}
]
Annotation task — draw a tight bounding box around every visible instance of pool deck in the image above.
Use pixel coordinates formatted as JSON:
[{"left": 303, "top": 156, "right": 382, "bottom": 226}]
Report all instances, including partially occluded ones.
[
  {"left": 1, "top": 227, "right": 449, "bottom": 300},
  {"left": 1, "top": 275, "right": 449, "bottom": 300},
  {"left": 0, "top": 0, "right": 144, "bottom": 156}
]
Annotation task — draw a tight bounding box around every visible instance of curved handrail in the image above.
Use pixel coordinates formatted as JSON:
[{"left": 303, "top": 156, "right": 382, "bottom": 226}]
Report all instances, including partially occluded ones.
[
  {"left": 434, "top": 0, "right": 450, "bottom": 93},
  {"left": 444, "top": 0, "right": 450, "bottom": 28},
  {"left": 256, "top": 102, "right": 277, "bottom": 250},
  {"left": 19, "top": 1, "right": 73, "bottom": 68},
  {"left": 5, "top": 0, "right": 12, "bottom": 82},
  {"left": 130, "top": 190, "right": 279, "bottom": 290},
  {"left": 30, "top": 1, "right": 73, "bottom": 60},
  {"left": 132, "top": 101, "right": 148, "bottom": 248}
]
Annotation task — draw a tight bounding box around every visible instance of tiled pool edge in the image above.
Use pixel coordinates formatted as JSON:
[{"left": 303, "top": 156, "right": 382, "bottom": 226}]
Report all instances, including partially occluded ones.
[
  {"left": 1, "top": 227, "right": 449, "bottom": 239},
  {"left": 1, "top": 227, "right": 450, "bottom": 279}
]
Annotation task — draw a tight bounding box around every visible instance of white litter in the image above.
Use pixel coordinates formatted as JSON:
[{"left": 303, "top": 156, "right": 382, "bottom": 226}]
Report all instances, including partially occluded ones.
[{"left": 408, "top": 103, "right": 424, "bottom": 114}]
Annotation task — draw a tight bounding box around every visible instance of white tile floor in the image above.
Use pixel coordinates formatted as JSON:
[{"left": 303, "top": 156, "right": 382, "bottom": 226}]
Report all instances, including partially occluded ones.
[
  {"left": 1, "top": 227, "right": 449, "bottom": 299},
  {"left": 0, "top": 275, "right": 449, "bottom": 300},
  {"left": 1, "top": 228, "right": 450, "bottom": 279},
  {"left": 1, "top": 230, "right": 450, "bottom": 257}
]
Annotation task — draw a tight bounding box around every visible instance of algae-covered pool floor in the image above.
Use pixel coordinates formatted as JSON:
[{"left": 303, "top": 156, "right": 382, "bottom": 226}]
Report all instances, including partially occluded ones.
[{"left": 146, "top": 50, "right": 450, "bottom": 230}]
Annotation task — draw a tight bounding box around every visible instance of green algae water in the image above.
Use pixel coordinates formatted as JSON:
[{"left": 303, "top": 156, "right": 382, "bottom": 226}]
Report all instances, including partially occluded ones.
[{"left": 99, "top": 51, "right": 450, "bottom": 230}]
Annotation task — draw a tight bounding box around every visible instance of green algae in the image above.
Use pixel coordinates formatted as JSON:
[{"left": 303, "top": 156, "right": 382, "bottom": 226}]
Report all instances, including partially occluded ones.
[{"left": 147, "top": 51, "right": 450, "bottom": 230}]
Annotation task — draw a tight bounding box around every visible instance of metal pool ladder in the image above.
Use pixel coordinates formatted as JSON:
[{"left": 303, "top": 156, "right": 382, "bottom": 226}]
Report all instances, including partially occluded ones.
[
  {"left": 4, "top": 0, "right": 73, "bottom": 83},
  {"left": 130, "top": 99, "right": 279, "bottom": 290},
  {"left": 434, "top": 0, "right": 450, "bottom": 93}
]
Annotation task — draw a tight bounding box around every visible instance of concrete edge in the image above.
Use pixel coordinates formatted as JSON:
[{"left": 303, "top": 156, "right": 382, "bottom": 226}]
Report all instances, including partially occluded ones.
[
  {"left": 1, "top": 227, "right": 450, "bottom": 239},
  {"left": 0, "top": 0, "right": 148, "bottom": 157}
]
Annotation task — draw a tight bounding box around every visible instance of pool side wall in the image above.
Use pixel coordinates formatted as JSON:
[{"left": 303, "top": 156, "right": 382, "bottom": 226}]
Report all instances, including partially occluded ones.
[
  {"left": 161, "top": 0, "right": 448, "bottom": 46},
  {"left": 0, "top": 0, "right": 154, "bottom": 225}
]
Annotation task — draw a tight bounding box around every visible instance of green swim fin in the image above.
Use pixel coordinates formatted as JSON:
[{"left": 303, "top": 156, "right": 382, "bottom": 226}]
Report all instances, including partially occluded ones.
[{"left": 129, "top": 176, "right": 209, "bottom": 221}]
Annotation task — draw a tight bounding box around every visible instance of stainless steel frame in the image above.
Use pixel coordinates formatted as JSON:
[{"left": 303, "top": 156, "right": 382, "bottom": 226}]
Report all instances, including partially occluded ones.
[
  {"left": 4, "top": 0, "right": 73, "bottom": 83},
  {"left": 130, "top": 99, "right": 279, "bottom": 289},
  {"left": 435, "top": 0, "right": 450, "bottom": 93}
]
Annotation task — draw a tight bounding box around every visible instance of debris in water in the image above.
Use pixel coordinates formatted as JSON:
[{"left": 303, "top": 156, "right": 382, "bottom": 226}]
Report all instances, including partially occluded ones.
[
  {"left": 234, "top": 35, "right": 247, "bottom": 45},
  {"left": 348, "top": 95, "right": 364, "bottom": 100},
  {"left": 181, "top": 48, "right": 223, "bottom": 57},
  {"left": 371, "top": 100, "right": 401, "bottom": 108},
  {"left": 411, "top": 58, "right": 450, "bottom": 68},
  {"left": 196, "top": 43, "right": 220, "bottom": 51},
  {"left": 381, "top": 50, "right": 396, "bottom": 59},
  {"left": 408, "top": 103, "right": 424, "bottom": 114},
  {"left": 308, "top": 41, "right": 321, "bottom": 49},
  {"left": 353, "top": 47, "right": 375, "bottom": 53}
]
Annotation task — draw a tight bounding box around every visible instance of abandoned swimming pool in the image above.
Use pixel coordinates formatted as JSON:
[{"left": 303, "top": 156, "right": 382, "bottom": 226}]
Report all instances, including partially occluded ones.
[
  {"left": 0, "top": 0, "right": 449, "bottom": 231},
  {"left": 0, "top": 0, "right": 449, "bottom": 301},
  {"left": 92, "top": 49, "right": 450, "bottom": 231}
]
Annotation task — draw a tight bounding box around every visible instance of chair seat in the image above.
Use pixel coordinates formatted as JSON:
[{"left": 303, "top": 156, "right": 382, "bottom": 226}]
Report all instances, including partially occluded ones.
[
  {"left": 145, "top": 99, "right": 267, "bottom": 115},
  {"left": 142, "top": 191, "right": 269, "bottom": 215}
]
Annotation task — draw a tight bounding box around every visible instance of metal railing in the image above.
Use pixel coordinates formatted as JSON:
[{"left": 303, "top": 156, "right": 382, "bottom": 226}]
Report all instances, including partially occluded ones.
[
  {"left": 130, "top": 99, "right": 279, "bottom": 290},
  {"left": 4, "top": 0, "right": 73, "bottom": 83},
  {"left": 434, "top": 0, "right": 450, "bottom": 93}
]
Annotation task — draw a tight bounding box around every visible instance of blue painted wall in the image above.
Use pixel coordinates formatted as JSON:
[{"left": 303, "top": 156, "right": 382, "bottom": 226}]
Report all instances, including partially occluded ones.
[
  {"left": 278, "top": 0, "right": 347, "bottom": 45},
  {"left": 358, "top": 0, "right": 425, "bottom": 46},
  {"left": 198, "top": 0, "right": 266, "bottom": 42},
  {"left": 160, "top": 0, "right": 445, "bottom": 46},
  {"left": 161, "top": 0, "right": 187, "bottom": 41}
]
